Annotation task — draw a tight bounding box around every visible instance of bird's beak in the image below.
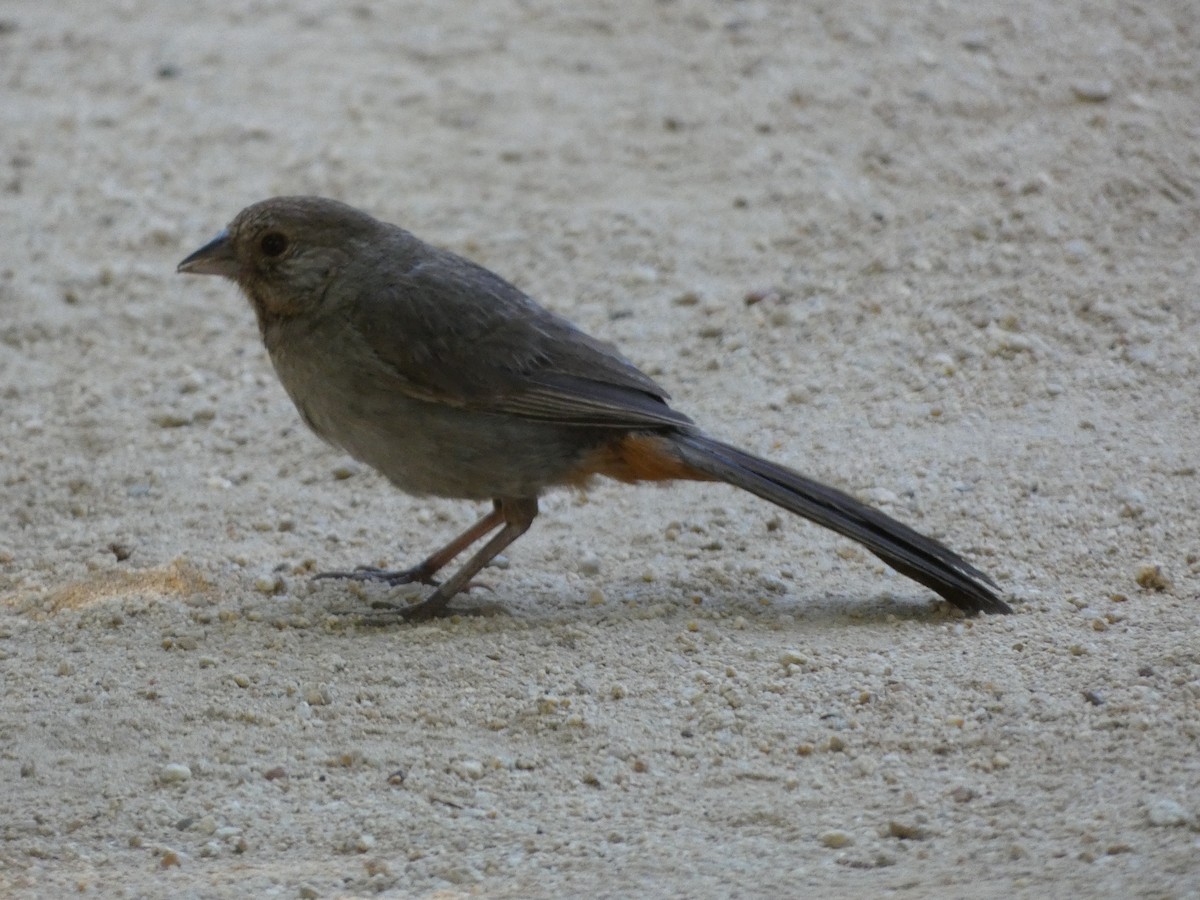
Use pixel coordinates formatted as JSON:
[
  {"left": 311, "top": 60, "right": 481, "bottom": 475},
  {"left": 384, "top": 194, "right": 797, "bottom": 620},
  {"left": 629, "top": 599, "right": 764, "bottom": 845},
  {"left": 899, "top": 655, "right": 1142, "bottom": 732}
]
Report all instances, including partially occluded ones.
[{"left": 177, "top": 229, "right": 237, "bottom": 277}]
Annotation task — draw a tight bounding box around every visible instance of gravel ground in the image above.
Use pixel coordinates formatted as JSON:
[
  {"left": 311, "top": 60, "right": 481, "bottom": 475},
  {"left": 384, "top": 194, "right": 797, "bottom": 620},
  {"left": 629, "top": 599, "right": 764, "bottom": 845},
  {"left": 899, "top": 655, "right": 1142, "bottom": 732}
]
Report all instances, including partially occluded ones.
[{"left": 2, "top": 1, "right": 1199, "bottom": 897}]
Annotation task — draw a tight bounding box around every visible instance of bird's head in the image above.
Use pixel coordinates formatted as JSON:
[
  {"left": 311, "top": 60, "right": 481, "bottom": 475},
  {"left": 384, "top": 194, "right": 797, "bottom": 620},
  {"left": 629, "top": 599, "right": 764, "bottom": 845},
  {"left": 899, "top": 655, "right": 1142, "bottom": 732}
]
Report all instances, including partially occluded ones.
[{"left": 178, "top": 196, "right": 379, "bottom": 320}]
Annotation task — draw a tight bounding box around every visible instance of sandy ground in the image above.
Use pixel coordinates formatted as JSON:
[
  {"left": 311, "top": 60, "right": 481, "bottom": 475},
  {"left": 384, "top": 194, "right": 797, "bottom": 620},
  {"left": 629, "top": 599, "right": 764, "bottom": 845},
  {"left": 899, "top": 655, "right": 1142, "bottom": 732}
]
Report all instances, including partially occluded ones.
[{"left": 2, "top": 1, "right": 1199, "bottom": 897}]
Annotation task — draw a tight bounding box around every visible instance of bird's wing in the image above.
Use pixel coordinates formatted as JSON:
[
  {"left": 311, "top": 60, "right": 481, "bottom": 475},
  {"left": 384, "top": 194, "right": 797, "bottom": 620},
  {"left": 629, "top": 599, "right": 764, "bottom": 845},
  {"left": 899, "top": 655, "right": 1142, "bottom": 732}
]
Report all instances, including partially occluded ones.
[{"left": 346, "top": 243, "right": 693, "bottom": 430}]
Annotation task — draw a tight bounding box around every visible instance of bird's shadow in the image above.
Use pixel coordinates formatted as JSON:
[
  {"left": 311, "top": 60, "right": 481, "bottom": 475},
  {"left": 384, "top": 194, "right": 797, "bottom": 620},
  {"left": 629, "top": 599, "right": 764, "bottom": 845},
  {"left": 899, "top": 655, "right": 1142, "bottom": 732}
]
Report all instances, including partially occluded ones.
[{"left": 307, "top": 570, "right": 968, "bottom": 630}]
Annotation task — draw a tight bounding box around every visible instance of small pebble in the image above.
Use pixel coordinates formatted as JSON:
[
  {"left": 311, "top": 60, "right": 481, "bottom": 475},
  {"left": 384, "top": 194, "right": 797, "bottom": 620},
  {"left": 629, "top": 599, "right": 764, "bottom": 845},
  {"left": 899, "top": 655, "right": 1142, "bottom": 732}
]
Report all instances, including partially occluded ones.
[
  {"left": 888, "top": 820, "right": 927, "bottom": 840},
  {"left": 743, "top": 287, "right": 781, "bottom": 306},
  {"left": 819, "top": 829, "right": 853, "bottom": 848},
  {"left": 152, "top": 413, "right": 192, "bottom": 428},
  {"left": 960, "top": 32, "right": 989, "bottom": 51},
  {"left": 454, "top": 759, "right": 485, "bottom": 780},
  {"left": 1135, "top": 564, "right": 1171, "bottom": 592},
  {"left": 254, "top": 575, "right": 283, "bottom": 595},
  {"left": 439, "top": 865, "right": 481, "bottom": 885},
  {"left": 1071, "top": 80, "right": 1113, "bottom": 102},
  {"left": 1147, "top": 798, "right": 1189, "bottom": 827},
  {"left": 192, "top": 815, "right": 217, "bottom": 835},
  {"left": 304, "top": 685, "right": 332, "bottom": 706},
  {"left": 577, "top": 552, "right": 601, "bottom": 576},
  {"left": 1063, "top": 239, "right": 1090, "bottom": 263},
  {"left": 158, "top": 763, "right": 192, "bottom": 784},
  {"left": 779, "top": 649, "right": 808, "bottom": 666},
  {"left": 854, "top": 756, "right": 877, "bottom": 776},
  {"left": 768, "top": 308, "right": 793, "bottom": 327},
  {"left": 626, "top": 264, "right": 659, "bottom": 285}
]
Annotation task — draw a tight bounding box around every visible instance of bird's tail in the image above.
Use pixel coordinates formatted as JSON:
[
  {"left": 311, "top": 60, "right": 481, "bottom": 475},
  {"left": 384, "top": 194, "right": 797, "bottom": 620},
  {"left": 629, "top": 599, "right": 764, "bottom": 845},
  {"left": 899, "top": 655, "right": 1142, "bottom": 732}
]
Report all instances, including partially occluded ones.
[{"left": 669, "top": 431, "right": 1009, "bottom": 614}]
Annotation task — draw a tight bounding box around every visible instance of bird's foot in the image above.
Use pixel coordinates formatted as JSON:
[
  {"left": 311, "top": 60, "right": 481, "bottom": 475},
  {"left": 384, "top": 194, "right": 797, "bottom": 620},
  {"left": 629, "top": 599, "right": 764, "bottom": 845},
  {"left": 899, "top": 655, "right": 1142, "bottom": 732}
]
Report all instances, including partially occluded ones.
[
  {"left": 314, "top": 566, "right": 500, "bottom": 622},
  {"left": 363, "top": 589, "right": 501, "bottom": 623},
  {"left": 312, "top": 564, "right": 439, "bottom": 587}
]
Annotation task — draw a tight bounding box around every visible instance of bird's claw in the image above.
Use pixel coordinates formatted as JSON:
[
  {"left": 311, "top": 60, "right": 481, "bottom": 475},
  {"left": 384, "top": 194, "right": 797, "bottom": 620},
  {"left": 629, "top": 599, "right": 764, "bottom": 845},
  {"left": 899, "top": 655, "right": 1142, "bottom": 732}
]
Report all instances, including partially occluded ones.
[
  {"left": 364, "top": 597, "right": 494, "bottom": 621},
  {"left": 312, "top": 565, "right": 440, "bottom": 587}
]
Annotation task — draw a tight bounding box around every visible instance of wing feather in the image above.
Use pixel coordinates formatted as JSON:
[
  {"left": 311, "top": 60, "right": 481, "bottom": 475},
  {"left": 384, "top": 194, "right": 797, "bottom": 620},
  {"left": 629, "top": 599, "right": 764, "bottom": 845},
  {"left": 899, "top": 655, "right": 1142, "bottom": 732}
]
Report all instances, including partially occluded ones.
[{"left": 346, "top": 235, "right": 691, "bottom": 430}]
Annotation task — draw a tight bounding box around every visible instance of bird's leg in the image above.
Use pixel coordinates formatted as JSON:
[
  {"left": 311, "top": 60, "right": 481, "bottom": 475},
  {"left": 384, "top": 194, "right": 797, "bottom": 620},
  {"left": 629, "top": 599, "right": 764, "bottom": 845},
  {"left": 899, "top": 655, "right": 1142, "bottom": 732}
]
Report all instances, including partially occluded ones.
[
  {"left": 313, "top": 501, "right": 505, "bottom": 587},
  {"left": 388, "top": 497, "right": 539, "bottom": 621}
]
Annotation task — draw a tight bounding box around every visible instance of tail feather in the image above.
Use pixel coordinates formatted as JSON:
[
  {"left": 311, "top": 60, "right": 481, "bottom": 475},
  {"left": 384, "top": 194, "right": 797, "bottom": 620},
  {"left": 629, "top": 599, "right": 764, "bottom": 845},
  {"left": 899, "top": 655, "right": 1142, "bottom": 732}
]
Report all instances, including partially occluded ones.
[{"left": 672, "top": 432, "right": 1010, "bottom": 615}]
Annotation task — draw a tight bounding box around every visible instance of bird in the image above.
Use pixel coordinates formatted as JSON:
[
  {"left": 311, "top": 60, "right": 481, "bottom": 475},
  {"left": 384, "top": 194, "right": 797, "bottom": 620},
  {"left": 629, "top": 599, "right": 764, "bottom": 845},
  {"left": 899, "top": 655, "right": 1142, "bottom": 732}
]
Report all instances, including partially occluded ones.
[{"left": 177, "top": 196, "right": 1010, "bottom": 620}]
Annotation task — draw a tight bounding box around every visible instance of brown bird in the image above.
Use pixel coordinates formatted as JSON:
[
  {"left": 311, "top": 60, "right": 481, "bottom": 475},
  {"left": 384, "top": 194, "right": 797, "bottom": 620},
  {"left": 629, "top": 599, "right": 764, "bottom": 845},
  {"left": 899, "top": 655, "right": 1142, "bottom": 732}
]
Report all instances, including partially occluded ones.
[{"left": 178, "top": 197, "right": 1009, "bottom": 619}]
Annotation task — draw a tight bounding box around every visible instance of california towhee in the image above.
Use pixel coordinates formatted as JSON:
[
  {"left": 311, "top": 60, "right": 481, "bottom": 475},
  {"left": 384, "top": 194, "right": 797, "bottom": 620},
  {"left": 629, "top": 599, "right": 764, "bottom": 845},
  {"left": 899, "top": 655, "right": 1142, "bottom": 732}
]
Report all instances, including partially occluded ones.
[{"left": 178, "top": 197, "right": 1009, "bottom": 619}]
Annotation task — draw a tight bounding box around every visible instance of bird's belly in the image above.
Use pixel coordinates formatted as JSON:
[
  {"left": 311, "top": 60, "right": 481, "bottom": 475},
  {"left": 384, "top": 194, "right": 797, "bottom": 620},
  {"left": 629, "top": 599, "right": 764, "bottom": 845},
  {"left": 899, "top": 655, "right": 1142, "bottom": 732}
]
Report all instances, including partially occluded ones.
[{"left": 268, "top": 341, "right": 598, "bottom": 500}]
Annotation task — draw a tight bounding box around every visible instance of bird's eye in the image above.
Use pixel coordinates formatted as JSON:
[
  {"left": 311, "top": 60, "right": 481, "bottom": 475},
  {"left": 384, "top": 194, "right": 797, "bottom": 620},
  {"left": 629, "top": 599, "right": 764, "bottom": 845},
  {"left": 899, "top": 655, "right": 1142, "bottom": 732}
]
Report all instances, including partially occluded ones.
[{"left": 260, "top": 232, "right": 289, "bottom": 257}]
